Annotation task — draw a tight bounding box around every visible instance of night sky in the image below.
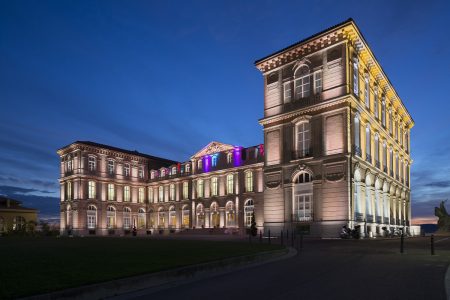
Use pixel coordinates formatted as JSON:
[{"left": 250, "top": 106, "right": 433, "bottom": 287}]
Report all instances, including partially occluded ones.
[{"left": 1, "top": 0, "right": 449, "bottom": 223}]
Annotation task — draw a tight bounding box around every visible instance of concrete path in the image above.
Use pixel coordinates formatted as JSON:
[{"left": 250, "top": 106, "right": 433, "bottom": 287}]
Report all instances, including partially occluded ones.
[{"left": 116, "top": 237, "right": 450, "bottom": 300}]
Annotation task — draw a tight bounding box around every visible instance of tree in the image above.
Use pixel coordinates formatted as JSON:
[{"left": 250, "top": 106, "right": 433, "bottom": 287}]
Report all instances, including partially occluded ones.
[{"left": 250, "top": 212, "right": 257, "bottom": 237}]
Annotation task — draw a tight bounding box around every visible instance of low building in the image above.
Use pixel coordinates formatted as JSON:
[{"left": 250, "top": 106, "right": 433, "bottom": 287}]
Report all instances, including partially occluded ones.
[{"left": 0, "top": 196, "right": 38, "bottom": 233}]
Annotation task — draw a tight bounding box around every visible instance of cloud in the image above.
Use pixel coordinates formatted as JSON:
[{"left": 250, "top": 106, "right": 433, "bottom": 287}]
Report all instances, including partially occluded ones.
[
  {"left": 423, "top": 181, "right": 450, "bottom": 188},
  {"left": 0, "top": 175, "right": 58, "bottom": 190},
  {"left": 0, "top": 185, "right": 55, "bottom": 196}
]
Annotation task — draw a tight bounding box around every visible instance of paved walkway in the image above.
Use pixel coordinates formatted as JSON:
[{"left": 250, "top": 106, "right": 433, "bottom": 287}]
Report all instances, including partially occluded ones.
[{"left": 115, "top": 236, "right": 450, "bottom": 300}]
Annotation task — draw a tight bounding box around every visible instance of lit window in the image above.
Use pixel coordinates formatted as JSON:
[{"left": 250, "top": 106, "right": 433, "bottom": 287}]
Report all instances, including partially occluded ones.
[
  {"left": 183, "top": 182, "right": 189, "bottom": 199},
  {"left": 108, "top": 184, "right": 115, "bottom": 201},
  {"left": 212, "top": 155, "right": 218, "bottom": 167},
  {"left": 185, "top": 164, "right": 191, "bottom": 173},
  {"left": 294, "top": 66, "right": 310, "bottom": 99},
  {"left": 244, "top": 199, "right": 254, "bottom": 227},
  {"left": 148, "top": 187, "right": 153, "bottom": 203},
  {"left": 169, "top": 184, "right": 175, "bottom": 201},
  {"left": 124, "top": 164, "right": 130, "bottom": 177},
  {"left": 381, "top": 96, "right": 386, "bottom": 127},
  {"left": 374, "top": 89, "right": 379, "bottom": 119},
  {"left": 182, "top": 205, "right": 189, "bottom": 228},
  {"left": 106, "top": 206, "right": 116, "bottom": 229},
  {"left": 138, "top": 208, "right": 146, "bottom": 229},
  {"left": 295, "top": 172, "right": 311, "bottom": 183},
  {"left": 161, "top": 168, "right": 166, "bottom": 177},
  {"left": 227, "top": 153, "right": 233, "bottom": 164},
  {"left": 366, "top": 125, "right": 371, "bottom": 163},
  {"left": 123, "top": 207, "right": 131, "bottom": 229},
  {"left": 364, "top": 74, "right": 370, "bottom": 108},
  {"left": 296, "top": 122, "right": 310, "bottom": 157},
  {"left": 353, "top": 59, "right": 359, "bottom": 95},
  {"left": 150, "top": 171, "right": 156, "bottom": 179},
  {"left": 88, "top": 156, "right": 96, "bottom": 171},
  {"left": 67, "top": 155, "right": 73, "bottom": 172},
  {"left": 87, "top": 205, "right": 97, "bottom": 229},
  {"left": 354, "top": 115, "right": 361, "bottom": 155},
  {"left": 211, "top": 177, "right": 218, "bottom": 196},
  {"left": 284, "top": 82, "right": 291, "bottom": 102},
  {"left": 197, "top": 179, "right": 204, "bottom": 198},
  {"left": 88, "top": 181, "right": 96, "bottom": 199},
  {"left": 314, "top": 71, "right": 322, "bottom": 94},
  {"left": 171, "top": 167, "right": 177, "bottom": 175},
  {"left": 226, "top": 174, "right": 234, "bottom": 194},
  {"left": 158, "top": 186, "right": 164, "bottom": 202},
  {"left": 383, "top": 142, "right": 387, "bottom": 172},
  {"left": 66, "top": 181, "right": 72, "bottom": 200},
  {"left": 124, "top": 186, "right": 130, "bottom": 202},
  {"left": 169, "top": 206, "right": 176, "bottom": 227},
  {"left": 108, "top": 160, "right": 115, "bottom": 175},
  {"left": 139, "top": 166, "right": 144, "bottom": 179},
  {"left": 138, "top": 187, "right": 145, "bottom": 203},
  {"left": 226, "top": 201, "right": 236, "bottom": 227},
  {"left": 197, "top": 160, "right": 202, "bottom": 170},
  {"left": 245, "top": 171, "right": 253, "bottom": 192}
]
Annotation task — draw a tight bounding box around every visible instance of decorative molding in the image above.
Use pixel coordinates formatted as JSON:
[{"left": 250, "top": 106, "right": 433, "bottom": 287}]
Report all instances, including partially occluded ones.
[{"left": 191, "top": 141, "right": 235, "bottom": 159}]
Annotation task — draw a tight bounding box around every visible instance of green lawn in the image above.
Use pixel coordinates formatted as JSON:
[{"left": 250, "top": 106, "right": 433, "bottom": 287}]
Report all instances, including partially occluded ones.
[{"left": 0, "top": 237, "right": 281, "bottom": 298}]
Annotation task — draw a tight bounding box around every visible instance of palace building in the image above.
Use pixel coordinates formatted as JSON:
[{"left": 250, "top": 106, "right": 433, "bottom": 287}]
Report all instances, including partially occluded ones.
[{"left": 58, "top": 19, "right": 414, "bottom": 237}]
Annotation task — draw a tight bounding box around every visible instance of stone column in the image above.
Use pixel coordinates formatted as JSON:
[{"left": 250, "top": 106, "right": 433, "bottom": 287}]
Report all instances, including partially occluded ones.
[{"left": 205, "top": 208, "right": 210, "bottom": 228}]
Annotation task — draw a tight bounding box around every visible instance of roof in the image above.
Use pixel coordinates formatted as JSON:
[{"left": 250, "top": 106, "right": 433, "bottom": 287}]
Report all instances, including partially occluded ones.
[
  {"left": 0, "top": 196, "right": 38, "bottom": 211},
  {"left": 58, "top": 141, "right": 178, "bottom": 164},
  {"left": 254, "top": 18, "right": 354, "bottom": 65}
]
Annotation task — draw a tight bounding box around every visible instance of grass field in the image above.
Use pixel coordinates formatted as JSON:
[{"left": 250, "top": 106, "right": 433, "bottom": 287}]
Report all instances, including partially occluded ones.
[{"left": 0, "top": 237, "right": 281, "bottom": 298}]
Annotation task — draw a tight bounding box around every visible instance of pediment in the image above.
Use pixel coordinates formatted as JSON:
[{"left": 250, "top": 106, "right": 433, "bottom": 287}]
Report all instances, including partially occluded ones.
[{"left": 191, "top": 141, "right": 235, "bottom": 159}]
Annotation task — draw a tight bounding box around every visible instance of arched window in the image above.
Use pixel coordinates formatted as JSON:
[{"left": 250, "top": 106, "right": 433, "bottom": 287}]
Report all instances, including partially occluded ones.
[
  {"left": 211, "top": 177, "right": 218, "bottom": 196},
  {"left": 389, "top": 148, "right": 394, "bottom": 176},
  {"left": 123, "top": 207, "right": 131, "bottom": 229},
  {"left": 245, "top": 171, "right": 253, "bottom": 192},
  {"left": 161, "top": 168, "right": 166, "bottom": 177},
  {"left": 150, "top": 170, "right": 156, "bottom": 179},
  {"left": 171, "top": 166, "right": 177, "bottom": 175},
  {"left": 197, "top": 179, "right": 204, "bottom": 198},
  {"left": 124, "top": 163, "right": 130, "bottom": 177},
  {"left": 87, "top": 205, "right": 97, "bottom": 229},
  {"left": 211, "top": 155, "right": 218, "bottom": 167},
  {"left": 295, "top": 122, "right": 310, "bottom": 158},
  {"left": 158, "top": 186, "right": 164, "bottom": 202},
  {"left": 293, "top": 172, "right": 313, "bottom": 222},
  {"left": 226, "top": 201, "right": 236, "bottom": 227},
  {"left": 182, "top": 205, "right": 190, "bottom": 228},
  {"left": 158, "top": 207, "right": 165, "bottom": 228},
  {"left": 138, "top": 208, "right": 146, "bottom": 229},
  {"left": 354, "top": 115, "right": 361, "bottom": 156},
  {"left": 196, "top": 204, "right": 205, "bottom": 228},
  {"left": 226, "top": 174, "right": 234, "bottom": 194},
  {"left": 138, "top": 187, "right": 145, "bottom": 203},
  {"left": 185, "top": 163, "right": 191, "bottom": 174},
  {"left": 197, "top": 159, "right": 203, "bottom": 170},
  {"left": 294, "top": 65, "right": 310, "bottom": 99},
  {"left": 148, "top": 209, "right": 155, "bottom": 228},
  {"left": 123, "top": 186, "right": 130, "bottom": 202},
  {"left": 244, "top": 199, "right": 254, "bottom": 227},
  {"left": 106, "top": 206, "right": 116, "bottom": 229},
  {"left": 169, "top": 184, "right": 175, "bottom": 201},
  {"left": 210, "top": 202, "right": 219, "bottom": 228},
  {"left": 168, "top": 206, "right": 176, "bottom": 227},
  {"left": 88, "top": 156, "right": 96, "bottom": 171},
  {"left": 88, "top": 181, "right": 96, "bottom": 199}
]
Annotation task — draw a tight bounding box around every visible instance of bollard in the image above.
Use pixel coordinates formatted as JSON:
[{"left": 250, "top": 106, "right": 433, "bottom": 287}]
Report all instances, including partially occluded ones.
[
  {"left": 259, "top": 230, "right": 262, "bottom": 243},
  {"left": 268, "top": 229, "right": 271, "bottom": 245},
  {"left": 281, "top": 230, "right": 283, "bottom": 246},
  {"left": 431, "top": 234, "right": 435, "bottom": 255},
  {"left": 400, "top": 233, "right": 404, "bottom": 253}
]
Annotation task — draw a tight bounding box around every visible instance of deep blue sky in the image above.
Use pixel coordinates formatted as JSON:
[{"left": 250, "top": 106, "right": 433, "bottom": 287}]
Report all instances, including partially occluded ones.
[{"left": 1, "top": 0, "right": 449, "bottom": 222}]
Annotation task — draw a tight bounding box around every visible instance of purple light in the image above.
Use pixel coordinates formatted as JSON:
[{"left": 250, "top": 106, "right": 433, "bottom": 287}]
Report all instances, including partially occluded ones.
[{"left": 233, "top": 146, "right": 242, "bottom": 167}]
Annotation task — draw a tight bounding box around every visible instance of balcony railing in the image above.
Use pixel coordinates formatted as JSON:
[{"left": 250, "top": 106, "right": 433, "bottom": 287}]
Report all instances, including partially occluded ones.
[
  {"left": 366, "top": 153, "right": 372, "bottom": 163},
  {"left": 355, "top": 212, "right": 364, "bottom": 222},
  {"left": 390, "top": 170, "right": 394, "bottom": 177},
  {"left": 291, "top": 149, "right": 312, "bottom": 160},
  {"left": 396, "top": 175, "right": 399, "bottom": 181},
  {"left": 366, "top": 214, "right": 374, "bottom": 223},
  {"left": 292, "top": 214, "right": 312, "bottom": 222},
  {"left": 390, "top": 218, "right": 396, "bottom": 225},
  {"left": 64, "top": 170, "right": 73, "bottom": 176},
  {"left": 375, "top": 160, "right": 380, "bottom": 169},
  {"left": 353, "top": 145, "right": 362, "bottom": 157},
  {"left": 376, "top": 216, "right": 382, "bottom": 223},
  {"left": 383, "top": 217, "right": 389, "bottom": 224},
  {"left": 383, "top": 166, "right": 388, "bottom": 173}
]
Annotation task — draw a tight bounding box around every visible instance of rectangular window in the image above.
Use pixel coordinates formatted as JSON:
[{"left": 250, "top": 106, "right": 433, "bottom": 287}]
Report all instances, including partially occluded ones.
[
  {"left": 197, "top": 180, "right": 204, "bottom": 198},
  {"left": 296, "top": 122, "right": 311, "bottom": 157},
  {"left": 139, "top": 167, "right": 144, "bottom": 179},
  {"left": 284, "top": 82, "right": 291, "bottom": 102},
  {"left": 227, "top": 174, "right": 234, "bottom": 194},
  {"left": 88, "top": 157, "right": 96, "bottom": 171},
  {"left": 295, "top": 76, "right": 310, "bottom": 99},
  {"left": 314, "top": 71, "right": 322, "bottom": 94},
  {"left": 124, "top": 186, "right": 130, "bottom": 202},
  {"left": 67, "top": 181, "right": 72, "bottom": 200},
  {"left": 138, "top": 187, "right": 145, "bottom": 203},
  {"left": 353, "top": 60, "right": 359, "bottom": 95},
  {"left": 108, "top": 184, "right": 115, "bottom": 201},
  {"left": 245, "top": 171, "right": 253, "bottom": 192},
  {"left": 124, "top": 164, "right": 130, "bottom": 177},
  {"left": 211, "top": 177, "right": 218, "bottom": 196},
  {"left": 381, "top": 97, "right": 386, "bottom": 127},
  {"left": 389, "top": 110, "right": 393, "bottom": 135},
  {"left": 108, "top": 160, "right": 114, "bottom": 175},
  {"left": 148, "top": 187, "right": 153, "bottom": 203},
  {"left": 158, "top": 186, "right": 164, "bottom": 202},
  {"left": 211, "top": 155, "right": 218, "bottom": 167},
  {"left": 88, "top": 181, "right": 96, "bottom": 199},
  {"left": 294, "top": 193, "right": 312, "bottom": 221},
  {"left": 383, "top": 144, "right": 387, "bottom": 172},
  {"left": 364, "top": 74, "right": 370, "bottom": 108},
  {"left": 374, "top": 90, "right": 378, "bottom": 119},
  {"left": 183, "top": 182, "right": 189, "bottom": 199},
  {"left": 366, "top": 127, "right": 371, "bottom": 163},
  {"left": 169, "top": 184, "right": 175, "bottom": 201}
]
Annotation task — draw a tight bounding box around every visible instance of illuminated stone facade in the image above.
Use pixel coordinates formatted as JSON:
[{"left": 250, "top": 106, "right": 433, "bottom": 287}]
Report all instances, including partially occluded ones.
[
  {"left": 58, "top": 19, "right": 413, "bottom": 237},
  {"left": 255, "top": 18, "right": 413, "bottom": 237},
  {"left": 57, "top": 141, "right": 264, "bottom": 236}
]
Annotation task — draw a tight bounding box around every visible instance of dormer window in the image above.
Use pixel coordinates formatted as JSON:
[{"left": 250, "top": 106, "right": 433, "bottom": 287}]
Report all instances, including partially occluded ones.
[
  {"left": 138, "top": 166, "right": 144, "bottom": 179},
  {"left": 161, "top": 169, "right": 166, "bottom": 177},
  {"left": 88, "top": 156, "right": 96, "bottom": 171},
  {"left": 185, "top": 164, "right": 190, "bottom": 173},
  {"left": 67, "top": 155, "right": 73, "bottom": 171},
  {"left": 171, "top": 167, "right": 177, "bottom": 175},
  {"left": 150, "top": 170, "right": 156, "bottom": 179},
  {"left": 197, "top": 159, "right": 202, "bottom": 170},
  {"left": 211, "top": 155, "right": 218, "bottom": 167},
  {"left": 227, "top": 152, "right": 233, "bottom": 164}
]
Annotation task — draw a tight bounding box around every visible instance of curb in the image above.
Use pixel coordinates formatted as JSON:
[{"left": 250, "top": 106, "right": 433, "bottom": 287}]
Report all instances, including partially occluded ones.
[{"left": 22, "top": 247, "right": 294, "bottom": 300}]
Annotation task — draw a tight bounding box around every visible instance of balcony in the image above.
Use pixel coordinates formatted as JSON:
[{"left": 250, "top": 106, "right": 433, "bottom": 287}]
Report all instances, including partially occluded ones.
[
  {"left": 383, "top": 217, "right": 389, "bottom": 224},
  {"left": 365, "top": 153, "right": 372, "bottom": 163},
  {"left": 366, "top": 214, "right": 374, "bottom": 223},
  {"left": 355, "top": 212, "right": 364, "bottom": 222},
  {"left": 396, "top": 175, "right": 399, "bottom": 181},
  {"left": 64, "top": 170, "right": 73, "bottom": 177},
  {"left": 390, "top": 218, "right": 396, "bottom": 225},
  {"left": 376, "top": 216, "right": 382, "bottom": 223},
  {"left": 383, "top": 166, "right": 388, "bottom": 173},
  {"left": 292, "top": 214, "right": 312, "bottom": 222},
  {"left": 375, "top": 160, "right": 380, "bottom": 169},
  {"left": 291, "top": 149, "right": 312, "bottom": 160},
  {"left": 353, "top": 145, "right": 362, "bottom": 157},
  {"left": 390, "top": 170, "right": 394, "bottom": 177}
]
